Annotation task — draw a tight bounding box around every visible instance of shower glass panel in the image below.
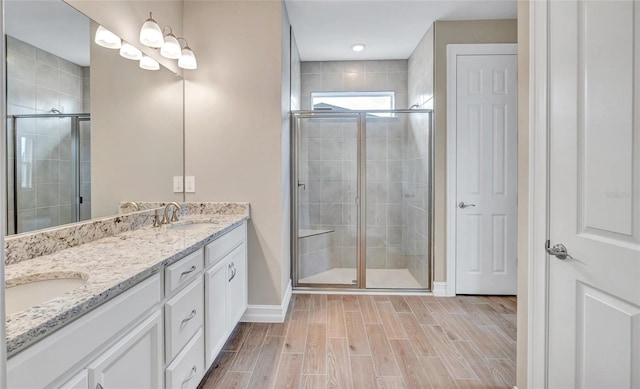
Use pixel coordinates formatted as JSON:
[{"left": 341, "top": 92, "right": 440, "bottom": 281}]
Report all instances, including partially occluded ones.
[
  {"left": 7, "top": 114, "right": 90, "bottom": 234},
  {"left": 292, "top": 110, "right": 432, "bottom": 291},
  {"left": 365, "top": 112, "right": 432, "bottom": 289},
  {"left": 294, "top": 113, "right": 361, "bottom": 287}
]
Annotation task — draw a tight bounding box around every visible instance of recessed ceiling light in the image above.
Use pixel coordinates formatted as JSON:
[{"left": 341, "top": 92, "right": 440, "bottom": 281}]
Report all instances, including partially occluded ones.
[{"left": 351, "top": 43, "right": 366, "bottom": 52}]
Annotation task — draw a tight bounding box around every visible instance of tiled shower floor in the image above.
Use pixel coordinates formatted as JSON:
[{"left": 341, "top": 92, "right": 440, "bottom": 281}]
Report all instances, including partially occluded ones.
[{"left": 298, "top": 268, "right": 423, "bottom": 289}]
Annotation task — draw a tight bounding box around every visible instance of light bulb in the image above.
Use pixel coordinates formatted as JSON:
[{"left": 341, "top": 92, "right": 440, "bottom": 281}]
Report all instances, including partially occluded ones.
[
  {"left": 139, "top": 55, "right": 160, "bottom": 70},
  {"left": 178, "top": 47, "right": 197, "bottom": 70},
  {"left": 119, "top": 42, "right": 143, "bottom": 60},
  {"left": 351, "top": 43, "right": 366, "bottom": 52},
  {"left": 95, "top": 25, "right": 121, "bottom": 49},
  {"left": 139, "top": 13, "right": 163, "bottom": 48}
]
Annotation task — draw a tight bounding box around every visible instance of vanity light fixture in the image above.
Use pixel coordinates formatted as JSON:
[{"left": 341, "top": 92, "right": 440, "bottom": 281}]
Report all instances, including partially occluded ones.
[
  {"left": 139, "top": 12, "right": 163, "bottom": 48},
  {"left": 139, "top": 55, "right": 160, "bottom": 70},
  {"left": 95, "top": 25, "right": 122, "bottom": 49},
  {"left": 160, "top": 27, "right": 182, "bottom": 59},
  {"left": 119, "top": 41, "right": 143, "bottom": 60},
  {"left": 351, "top": 43, "right": 366, "bottom": 52},
  {"left": 177, "top": 38, "right": 197, "bottom": 70}
]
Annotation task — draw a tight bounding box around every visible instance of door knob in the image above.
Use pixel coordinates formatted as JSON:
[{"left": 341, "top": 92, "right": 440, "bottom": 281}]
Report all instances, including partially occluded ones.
[
  {"left": 458, "top": 202, "right": 476, "bottom": 209},
  {"left": 546, "top": 242, "right": 573, "bottom": 260}
]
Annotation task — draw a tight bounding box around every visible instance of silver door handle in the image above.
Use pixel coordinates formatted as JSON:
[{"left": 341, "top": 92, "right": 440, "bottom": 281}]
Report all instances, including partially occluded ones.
[
  {"left": 546, "top": 242, "right": 573, "bottom": 260},
  {"left": 181, "top": 366, "right": 197, "bottom": 388},
  {"left": 458, "top": 202, "right": 476, "bottom": 209},
  {"left": 181, "top": 309, "right": 197, "bottom": 326},
  {"left": 180, "top": 265, "right": 197, "bottom": 278},
  {"left": 97, "top": 384, "right": 104, "bottom": 389}
]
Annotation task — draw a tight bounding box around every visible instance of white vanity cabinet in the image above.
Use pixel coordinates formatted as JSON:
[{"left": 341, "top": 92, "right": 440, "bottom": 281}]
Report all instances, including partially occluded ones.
[
  {"left": 7, "top": 220, "right": 248, "bottom": 389},
  {"left": 59, "top": 370, "right": 89, "bottom": 389},
  {"left": 204, "top": 223, "right": 247, "bottom": 366},
  {"left": 7, "top": 274, "right": 162, "bottom": 389},
  {"left": 88, "top": 310, "right": 164, "bottom": 389}
]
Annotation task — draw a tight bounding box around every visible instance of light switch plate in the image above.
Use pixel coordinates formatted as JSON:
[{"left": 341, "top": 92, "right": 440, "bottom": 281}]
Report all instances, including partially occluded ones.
[
  {"left": 173, "top": 176, "right": 183, "bottom": 192},
  {"left": 185, "top": 176, "right": 195, "bottom": 193}
]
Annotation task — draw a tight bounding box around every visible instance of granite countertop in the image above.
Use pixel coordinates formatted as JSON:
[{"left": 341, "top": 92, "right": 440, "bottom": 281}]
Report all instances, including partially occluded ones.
[{"left": 5, "top": 212, "right": 249, "bottom": 357}]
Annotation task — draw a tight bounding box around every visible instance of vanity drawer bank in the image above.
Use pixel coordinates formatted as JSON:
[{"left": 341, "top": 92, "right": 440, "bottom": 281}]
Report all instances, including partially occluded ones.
[{"left": 4, "top": 202, "right": 250, "bottom": 389}]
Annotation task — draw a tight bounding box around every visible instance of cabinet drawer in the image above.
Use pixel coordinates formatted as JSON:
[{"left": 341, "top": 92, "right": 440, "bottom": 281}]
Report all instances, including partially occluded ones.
[
  {"left": 165, "top": 249, "right": 203, "bottom": 296},
  {"left": 165, "top": 277, "right": 203, "bottom": 362},
  {"left": 205, "top": 223, "right": 245, "bottom": 268},
  {"left": 166, "top": 329, "right": 204, "bottom": 389}
]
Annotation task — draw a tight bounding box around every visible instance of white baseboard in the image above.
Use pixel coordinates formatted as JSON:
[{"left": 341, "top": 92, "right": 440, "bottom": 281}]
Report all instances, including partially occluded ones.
[
  {"left": 432, "top": 282, "right": 448, "bottom": 297},
  {"left": 241, "top": 279, "right": 292, "bottom": 323}
]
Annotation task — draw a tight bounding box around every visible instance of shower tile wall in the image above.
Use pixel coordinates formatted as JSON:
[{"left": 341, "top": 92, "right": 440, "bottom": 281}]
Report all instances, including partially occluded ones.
[
  {"left": 407, "top": 26, "right": 434, "bottom": 287},
  {"left": 6, "top": 36, "right": 89, "bottom": 233},
  {"left": 301, "top": 60, "right": 408, "bottom": 110},
  {"left": 299, "top": 60, "right": 412, "bottom": 278}
]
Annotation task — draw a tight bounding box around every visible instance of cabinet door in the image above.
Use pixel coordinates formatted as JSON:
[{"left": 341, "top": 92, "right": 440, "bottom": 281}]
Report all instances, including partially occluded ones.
[
  {"left": 225, "top": 244, "right": 247, "bottom": 332},
  {"left": 59, "top": 369, "right": 88, "bottom": 389},
  {"left": 204, "top": 257, "right": 228, "bottom": 367},
  {"left": 88, "top": 310, "right": 163, "bottom": 389}
]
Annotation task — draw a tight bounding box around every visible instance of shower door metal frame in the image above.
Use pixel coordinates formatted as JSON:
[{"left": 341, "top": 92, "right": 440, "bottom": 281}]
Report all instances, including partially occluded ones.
[
  {"left": 291, "top": 109, "right": 434, "bottom": 292},
  {"left": 291, "top": 111, "right": 364, "bottom": 289},
  {"left": 7, "top": 113, "right": 90, "bottom": 234}
]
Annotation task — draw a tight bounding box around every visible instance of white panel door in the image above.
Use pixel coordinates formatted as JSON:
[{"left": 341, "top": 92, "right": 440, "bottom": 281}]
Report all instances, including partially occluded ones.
[
  {"left": 455, "top": 54, "right": 518, "bottom": 295},
  {"left": 548, "top": 0, "right": 640, "bottom": 387}
]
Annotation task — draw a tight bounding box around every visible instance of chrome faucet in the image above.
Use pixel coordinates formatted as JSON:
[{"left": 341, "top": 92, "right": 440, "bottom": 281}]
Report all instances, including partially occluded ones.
[{"left": 162, "top": 202, "right": 182, "bottom": 224}]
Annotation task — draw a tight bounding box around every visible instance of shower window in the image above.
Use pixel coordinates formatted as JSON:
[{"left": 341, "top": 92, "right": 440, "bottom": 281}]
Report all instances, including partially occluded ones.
[{"left": 312, "top": 91, "right": 395, "bottom": 117}]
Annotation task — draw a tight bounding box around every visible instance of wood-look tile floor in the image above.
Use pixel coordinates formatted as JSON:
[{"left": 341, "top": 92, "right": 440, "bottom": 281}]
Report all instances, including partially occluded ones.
[{"left": 199, "top": 294, "right": 516, "bottom": 389}]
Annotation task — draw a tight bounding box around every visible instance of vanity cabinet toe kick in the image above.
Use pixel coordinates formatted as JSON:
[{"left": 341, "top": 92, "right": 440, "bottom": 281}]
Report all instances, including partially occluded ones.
[{"left": 7, "top": 221, "right": 248, "bottom": 389}]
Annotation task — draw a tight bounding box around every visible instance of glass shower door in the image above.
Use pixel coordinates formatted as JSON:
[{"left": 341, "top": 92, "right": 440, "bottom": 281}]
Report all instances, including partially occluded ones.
[
  {"left": 294, "top": 113, "right": 360, "bottom": 287},
  {"left": 364, "top": 111, "right": 432, "bottom": 289}
]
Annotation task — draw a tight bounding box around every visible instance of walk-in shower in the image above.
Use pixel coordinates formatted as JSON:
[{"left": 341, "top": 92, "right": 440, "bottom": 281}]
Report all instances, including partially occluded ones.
[
  {"left": 6, "top": 112, "right": 91, "bottom": 234},
  {"left": 291, "top": 109, "right": 433, "bottom": 290}
]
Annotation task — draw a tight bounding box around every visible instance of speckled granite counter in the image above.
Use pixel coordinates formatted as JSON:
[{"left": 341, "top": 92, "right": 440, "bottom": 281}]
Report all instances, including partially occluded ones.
[{"left": 5, "top": 203, "right": 250, "bottom": 357}]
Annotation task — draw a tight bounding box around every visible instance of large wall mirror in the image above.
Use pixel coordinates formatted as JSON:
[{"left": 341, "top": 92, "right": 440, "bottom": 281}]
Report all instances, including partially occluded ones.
[{"left": 5, "top": 0, "right": 185, "bottom": 235}]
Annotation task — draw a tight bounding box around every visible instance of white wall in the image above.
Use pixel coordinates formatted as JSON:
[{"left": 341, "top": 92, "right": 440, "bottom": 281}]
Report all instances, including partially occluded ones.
[{"left": 183, "top": 0, "right": 289, "bottom": 306}]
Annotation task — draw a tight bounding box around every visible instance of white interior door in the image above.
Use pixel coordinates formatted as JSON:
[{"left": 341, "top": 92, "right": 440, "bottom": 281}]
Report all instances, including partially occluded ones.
[
  {"left": 455, "top": 53, "right": 518, "bottom": 295},
  {"left": 547, "top": 0, "right": 640, "bottom": 387}
]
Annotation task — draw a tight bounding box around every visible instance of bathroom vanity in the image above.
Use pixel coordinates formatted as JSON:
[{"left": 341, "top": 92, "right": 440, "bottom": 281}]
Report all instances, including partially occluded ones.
[{"left": 4, "top": 203, "right": 250, "bottom": 389}]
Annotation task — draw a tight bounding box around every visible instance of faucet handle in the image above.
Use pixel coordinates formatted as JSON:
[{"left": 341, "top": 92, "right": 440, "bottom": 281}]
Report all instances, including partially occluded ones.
[
  {"left": 152, "top": 210, "right": 161, "bottom": 227},
  {"left": 171, "top": 207, "right": 180, "bottom": 222}
]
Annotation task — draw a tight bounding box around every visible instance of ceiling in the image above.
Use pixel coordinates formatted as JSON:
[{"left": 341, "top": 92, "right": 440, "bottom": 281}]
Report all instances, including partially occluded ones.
[
  {"left": 285, "top": 0, "right": 517, "bottom": 61},
  {"left": 5, "top": 0, "right": 90, "bottom": 66}
]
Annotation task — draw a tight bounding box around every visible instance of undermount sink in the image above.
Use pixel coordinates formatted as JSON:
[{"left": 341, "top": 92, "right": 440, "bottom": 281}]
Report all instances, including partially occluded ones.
[
  {"left": 169, "top": 222, "right": 212, "bottom": 231},
  {"left": 6, "top": 274, "right": 87, "bottom": 316}
]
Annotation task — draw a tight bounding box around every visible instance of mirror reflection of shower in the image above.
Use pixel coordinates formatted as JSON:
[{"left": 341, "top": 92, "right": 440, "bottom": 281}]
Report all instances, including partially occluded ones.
[{"left": 5, "top": 35, "right": 91, "bottom": 235}]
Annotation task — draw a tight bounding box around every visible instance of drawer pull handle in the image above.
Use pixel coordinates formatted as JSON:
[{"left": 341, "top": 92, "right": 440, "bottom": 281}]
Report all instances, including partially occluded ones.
[
  {"left": 181, "top": 309, "right": 197, "bottom": 326},
  {"left": 228, "top": 263, "right": 237, "bottom": 282},
  {"left": 180, "top": 265, "right": 197, "bottom": 278},
  {"left": 181, "top": 366, "right": 197, "bottom": 387}
]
